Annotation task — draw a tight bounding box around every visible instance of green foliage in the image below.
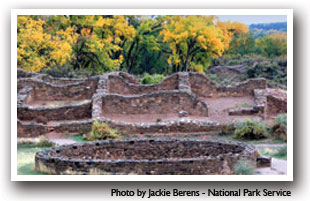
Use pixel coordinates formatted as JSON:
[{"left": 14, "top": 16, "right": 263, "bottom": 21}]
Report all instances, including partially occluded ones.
[
  {"left": 140, "top": 73, "right": 165, "bottom": 85},
  {"left": 276, "top": 145, "right": 287, "bottom": 158},
  {"left": 37, "top": 137, "right": 56, "bottom": 147},
  {"left": 210, "top": 54, "right": 287, "bottom": 89},
  {"left": 275, "top": 113, "right": 287, "bottom": 126},
  {"left": 87, "top": 121, "right": 120, "bottom": 141},
  {"left": 228, "top": 32, "right": 256, "bottom": 56},
  {"left": 259, "top": 145, "right": 287, "bottom": 160},
  {"left": 234, "top": 160, "right": 255, "bottom": 175},
  {"left": 18, "top": 15, "right": 287, "bottom": 85},
  {"left": 65, "top": 134, "right": 89, "bottom": 143},
  {"left": 255, "top": 33, "right": 287, "bottom": 58},
  {"left": 246, "top": 63, "right": 287, "bottom": 88},
  {"left": 18, "top": 136, "right": 55, "bottom": 148},
  {"left": 233, "top": 120, "right": 268, "bottom": 140},
  {"left": 271, "top": 114, "right": 287, "bottom": 142}
]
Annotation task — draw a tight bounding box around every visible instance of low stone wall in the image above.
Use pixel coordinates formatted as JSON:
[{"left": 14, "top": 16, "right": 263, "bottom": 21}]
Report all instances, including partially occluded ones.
[
  {"left": 17, "top": 119, "right": 92, "bottom": 137},
  {"left": 266, "top": 89, "right": 287, "bottom": 115},
  {"left": 18, "top": 78, "right": 98, "bottom": 103},
  {"left": 189, "top": 73, "right": 267, "bottom": 97},
  {"left": 40, "top": 75, "right": 92, "bottom": 85},
  {"left": 267, "top": 96, "right": 287, "bottom": 115},
  {"left": 101, "top": 91, "right": 208, "bottom": 116},
  {"left": 104, "top": 118, "right": 220, "bottom": 134},
  {"left": 17, "top": 69, "right": 41, "bottom": 78},
  {"left": 17, "top": 86, "right": 33, "bottom": 106},
  {"left": 189, "top": 73, "right": 219, "bottom": 97},
  {"left": 108, "top": 73, "right": 179, "bottom": 95},
  {"left": 254, "top": 88, "right": 287, "bottom": 115},
  {"left": 53, "top": 120, "right": 92, "bottom": 134},
  {"left": 17, "top": 70, "right": 286, "bottom": 138},
  {"left": 35, "top": 139, "right": 257, "bottom": 175},
  {"left": 18, "top": 101, "right": 92, "bottom": 122},
  {"left": 256, "top": 156, "right": 272, "bottom": 168},
  {"left": 228, "top": 107, "right": 260, "bottom": 116},
  {"left": 17, "top": 120, "right": 47, "bottom": 137}
]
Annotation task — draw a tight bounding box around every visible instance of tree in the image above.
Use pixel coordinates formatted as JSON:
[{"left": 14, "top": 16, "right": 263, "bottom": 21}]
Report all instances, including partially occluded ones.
[
  {"left": 121, "top": 16, "right": 164, "bottom": 73},
  {"left": 216, "top": 21, "right": 253, "bottom": 56},
  {"left": 17, "top": 16, "right": 78, "bottom": 72},
  {"left": 70, "top": 15, "right": 136, "bottom": 73},
  {"left": 160, "top": 16, "right": 248, "bottom": 72},
  {"left": 228, "top": 32, "right": 256, "bottom": 56},
  {"left": 256, "top": 33, "right": 287, "bottom": 57}
]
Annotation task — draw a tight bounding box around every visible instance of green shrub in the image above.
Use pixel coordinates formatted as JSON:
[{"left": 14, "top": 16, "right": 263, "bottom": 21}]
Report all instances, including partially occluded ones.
[
  {"left": 140, "top": 74, "right": 165, "bottom": 85},
  {"left": 18, "top": 136, "right": 55, "bottom": 147},
  {"left": 275, "top": 113, "right": 287, "bottom": 126},
  {"left": 271, "top": 113, "right": 287, "bottom": 142},
  {"left": 40, "top": 64, "right": 77, "bottom": 78},
  {"left": 233, "top": 120, "right": 268, "bottom": 140},
  {"left": 234, "top": 160, "right": 255, "bottom": 175},
  {"left": 37, "top": 137, "right": 56, "bottom": 147},
  {"left": 87, "top": 121, "right": 120, "bottom": 141},
  {"left": 276, "top": 145, "right": 287, "bottom": 158},
  {"left": 40, "top": 64, "right": 97, "bottom": 78}
]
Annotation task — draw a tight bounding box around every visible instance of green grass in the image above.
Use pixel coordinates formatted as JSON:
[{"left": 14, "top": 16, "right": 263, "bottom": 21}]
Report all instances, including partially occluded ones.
[
  {"left": 235, "top": 102, "right": 252, "bottom": 108},
  {"left": 234, "top": 160, "right": 255, "bottom": 175},
  {"left": 258, "top": 146, "right": 287, "bottom": 160},
  {"left": 64, "top": 134, "right": 88, "bottom": 142},
  {"left": 17, "top": 144, "right": 49, "bottom": 175}
]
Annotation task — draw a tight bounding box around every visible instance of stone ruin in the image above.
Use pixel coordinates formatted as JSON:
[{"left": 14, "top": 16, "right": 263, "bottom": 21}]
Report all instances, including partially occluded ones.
[
  {"left": 17, "top": 69, "right": 287, "bottom": 137},
  {"left": 35, "top": 139, "right": 257, "bottom": 175}
]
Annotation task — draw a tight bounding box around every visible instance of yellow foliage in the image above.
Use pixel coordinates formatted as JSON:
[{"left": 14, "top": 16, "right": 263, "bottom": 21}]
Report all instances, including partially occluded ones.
[
  {"left": 217, "top": 21, "right": 249, "bottom": 50},
  {"left": 17, "top": 15, "right": 249, "bottom": 73},
  {"left": 17, "top": 16, "right": 78, "bottom": 72},
  {"left": 160, "top": 15, "right": 231, "bottom": 70},
  {"left": 189, "top": 63, "right": 204, "bottom": 73}
]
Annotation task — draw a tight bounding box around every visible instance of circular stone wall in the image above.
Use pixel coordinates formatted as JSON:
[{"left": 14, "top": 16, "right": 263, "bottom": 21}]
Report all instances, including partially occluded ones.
[{"left": 35, "top": 139, "right": 257, "bottom": 175}]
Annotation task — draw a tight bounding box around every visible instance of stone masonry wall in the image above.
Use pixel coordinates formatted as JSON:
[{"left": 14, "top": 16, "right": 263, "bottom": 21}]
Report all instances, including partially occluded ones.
[
  {"left": 17, "top": 69, "right": 284, "bottom": 137},
  {"left": 18, "top": 101, "right": 92, "bottom": 122},
  {"left": 18, "top": 78, "right": 98, "bottom": 103},
  {"left": 189, "top": 73, "right": 267, "bottom": 97},
  {"left": 35, "top": 139, "right": 257, "bottom": 175},
  {"left": 108, "top": 73, "right": 179, "bottom": 95},
  {"left": 104, "top": 118, "right": 220, "bottom": 134},
  {"left": 101, "top": 91, "right": 208, "bottom": 116},
  {"left": 267, "top": 95, "right": 287, "bottom": 115}
]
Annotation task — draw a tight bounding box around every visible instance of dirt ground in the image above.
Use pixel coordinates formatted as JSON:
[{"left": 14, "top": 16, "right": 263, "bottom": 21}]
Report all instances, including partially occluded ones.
[
  {"left": 28, "top": 99, "right": 89, "bottom": 108},
  {"left": 103, "top": 96, "right": 263, "bottom": 124}
]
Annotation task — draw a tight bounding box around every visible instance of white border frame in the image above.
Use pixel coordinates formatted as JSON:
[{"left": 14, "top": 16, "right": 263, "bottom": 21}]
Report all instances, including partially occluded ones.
[{"left": 11, "top": 9, "right": 293, "bottom": 181}]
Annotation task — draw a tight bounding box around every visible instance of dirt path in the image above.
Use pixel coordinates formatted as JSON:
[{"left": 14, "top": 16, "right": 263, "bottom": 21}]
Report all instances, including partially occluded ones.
[
  {"left": 28, "top": 99, "right": 89, "bottom": 108},
  {"left": 103, "top": 96, "right": 264, "bottom": 124}
]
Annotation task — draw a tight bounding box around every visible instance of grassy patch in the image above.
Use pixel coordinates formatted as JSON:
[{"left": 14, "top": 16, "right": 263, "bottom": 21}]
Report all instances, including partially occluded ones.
[
  {"left": 17, "top": 144, "right": 49, "bottom": 175},
  {"left": 234, "top": 160, "right": 255, "bottom": 175},
  {"left": 258, "top": 145, "right": 287, "bottom": 160},
  {"left": 65, "top": 134, "right": 88, "bottom": 142},
  {"left": 235, "top": 102, "right": 252, "bottom": 108}
]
